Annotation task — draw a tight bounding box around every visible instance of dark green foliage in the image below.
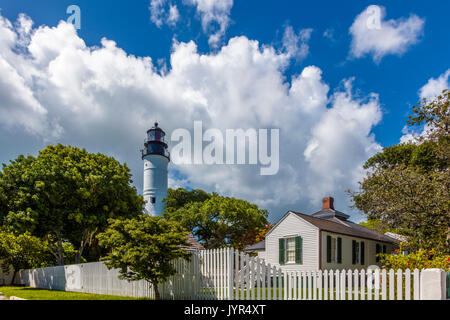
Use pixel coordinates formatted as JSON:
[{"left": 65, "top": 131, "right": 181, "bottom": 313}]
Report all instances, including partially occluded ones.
[
  {"left": 164, "top": 191, "right": 268, "bottom": 249},
  {"left": 164, "top": 188, "right": 212, "bottom": 213},
  {"left": 97, "top": 216, "right": 190, "bottom": 300},
  {"left": 0, "top": 144, "right": 145, "bottom": 265}
]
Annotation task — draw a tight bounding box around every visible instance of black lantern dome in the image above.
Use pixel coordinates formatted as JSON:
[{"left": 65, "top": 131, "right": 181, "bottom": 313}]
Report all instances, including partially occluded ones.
[{"left": 141, "top": 122, "right": 170, "bottom": 160}]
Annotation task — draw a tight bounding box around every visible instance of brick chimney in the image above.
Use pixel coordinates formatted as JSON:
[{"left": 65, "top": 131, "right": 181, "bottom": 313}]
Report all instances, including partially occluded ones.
[{"left": 322, "top": 197, "right": 334, "bottom": 210}]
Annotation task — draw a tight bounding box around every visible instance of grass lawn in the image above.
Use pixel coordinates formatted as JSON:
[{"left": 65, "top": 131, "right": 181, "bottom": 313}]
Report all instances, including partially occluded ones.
[{"left": 0, "top": 286, "right": 150, "bottom": 300}]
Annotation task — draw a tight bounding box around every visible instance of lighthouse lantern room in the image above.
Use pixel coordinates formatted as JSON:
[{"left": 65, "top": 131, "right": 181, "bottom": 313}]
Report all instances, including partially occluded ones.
[{"left": 142, "top": 122, "right": 170, "bottom": 216}]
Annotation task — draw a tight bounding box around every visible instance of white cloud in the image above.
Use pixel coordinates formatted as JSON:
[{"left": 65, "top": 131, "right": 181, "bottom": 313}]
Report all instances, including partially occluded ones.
[
  {"left": 0, "top": 13, "right": 383, "bottom": 222},
  {"left": 349, "top": 5, "right": 425, "bottom": 63},
  {"left": 149, "top": 0, "right": 233, "bottom": 47},
  {"left": 186, "top": 0, "right": 234, "bottom": 47},
  {"left": 149, "top": 0, "right": 179, "bottom": 27},
  {"left": 419, "top": 69, "right": 450, "bottom": 101},
  {"left": 167, "top": 4, "right": 180, "bottom": 26},
  {"left": 282, "top": 25, "right": 313, "bottom": 61}
]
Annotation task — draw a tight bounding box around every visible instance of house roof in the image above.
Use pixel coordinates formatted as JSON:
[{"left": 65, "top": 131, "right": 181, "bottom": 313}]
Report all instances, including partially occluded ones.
[
  {"left": 180, "top": 234, "right": 205, "bottom": 251},
  {"left": 291, "top": 211, "right": 399, "bottom": 244},
  {"left": 244, "top": 240, "right": 266, "bottom": 251},
  {"left": 311, "top": 208, "right": 350, "bottom": 221}
]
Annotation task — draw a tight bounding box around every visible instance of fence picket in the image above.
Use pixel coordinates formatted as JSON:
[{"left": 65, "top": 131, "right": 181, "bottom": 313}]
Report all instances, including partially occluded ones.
[
  {"left": 374, "top": 269, "right": 380, "bottom": 300},
  {"left": 340, "top": 270, "right": 345, "bottom": 300},
  {"left": 397, "top": 269, "right": 403, "bottom": 300},
  {"left": 381, "top": 269, "right": 387, "bottom": 300},
  {"left": 389, "top": 269, "right": 395, "bottom": 300},
  {"left": 347, "top": 270, "right": 353, "bottom": 300},
  {"left": 335, "top": 270, "right": 340, "bottom": 300},
  {"left": 318, "top": 270, "right": 322, "bottom": 300},
  {"left": 277, "top": 268, "right": 283, "bottom": 300},
  {"left": 405, "top": 269, "right": 411, "bottom": 301},
  {"left": 413, "top": 269, "right": 420, "bottom": 300},
  {"left": 267, "top": 264, "right": 271, "bottom": 300},
  {"left": 329, "top": 270, "right": 334, "bottom": 300},
  {"left": 360, "top": 269, "right": 365, "bottom": 301}
]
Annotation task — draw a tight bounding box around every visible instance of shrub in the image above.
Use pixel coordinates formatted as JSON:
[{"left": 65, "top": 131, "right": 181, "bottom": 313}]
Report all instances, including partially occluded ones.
[{"left": 378, "top": 243, "right": 450, "bottom": 271}]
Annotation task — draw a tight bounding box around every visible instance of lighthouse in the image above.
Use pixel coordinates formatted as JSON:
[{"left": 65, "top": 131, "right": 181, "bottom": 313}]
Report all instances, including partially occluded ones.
[{"left": 142, "top": 122, "right": 170, "bottom": 216}]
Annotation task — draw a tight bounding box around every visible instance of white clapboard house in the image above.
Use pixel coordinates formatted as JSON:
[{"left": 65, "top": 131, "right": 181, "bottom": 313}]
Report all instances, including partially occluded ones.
[{"left": 245, "top": 197, "right": 399, "bottom": 271}]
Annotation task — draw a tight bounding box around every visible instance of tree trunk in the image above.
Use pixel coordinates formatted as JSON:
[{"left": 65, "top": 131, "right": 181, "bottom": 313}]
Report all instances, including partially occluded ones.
[
  {"left": 57, "top": 237, "right": 64, "bottom": 266},
  {"left": 75, "top": 235, "right": 88, "bottom": 264},
  {"left": 151, "top": 280, "right": 160, "bottom": 300},
  {"left": 10, "top": 269, "right": 17, "bottom": 286}
]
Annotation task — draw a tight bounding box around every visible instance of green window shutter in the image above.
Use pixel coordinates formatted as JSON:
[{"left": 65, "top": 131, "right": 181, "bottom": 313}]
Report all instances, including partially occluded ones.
[
  {"left": 295, "top": 236, "right": 303, "bottom": 264},
  {"left": 279, "top": 238, "right": 285, "bottom": 265},
  {"left": 360, "top": 241, "right": 365, "bottom": 265},
  {"left": 326, "top": 235, "right": 332, "bottom": 263},
  {"left": 352, "top": 240, "right": 356, "bottom": 265},
  {"left": 337, "top": 237, "right": 342, "bottom": 264}
]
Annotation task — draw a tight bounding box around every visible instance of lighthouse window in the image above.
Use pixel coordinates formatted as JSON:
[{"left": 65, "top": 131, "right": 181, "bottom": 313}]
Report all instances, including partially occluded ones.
[{"left": 151, "top": 197, "right": 156, "bottom": 204}]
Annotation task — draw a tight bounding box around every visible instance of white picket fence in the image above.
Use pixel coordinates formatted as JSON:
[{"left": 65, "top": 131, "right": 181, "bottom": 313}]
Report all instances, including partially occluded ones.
[
  {"left": 159, "top": 248, "right": 421, "bottom": 300},
  {"left": 16, "top": 248, "right": 427, "bottom": 300}
]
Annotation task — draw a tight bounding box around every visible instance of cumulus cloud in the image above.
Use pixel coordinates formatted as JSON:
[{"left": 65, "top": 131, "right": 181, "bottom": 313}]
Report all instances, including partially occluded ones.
[
  {"left": 349, "top": 5, "right": 425, "bottom": 63},
  {"left": 0, "top": 13, "right": 383, "bottom": 222},
  {"left": 149, "top": 0, "right": 233, "bottom": 47},
  {"left": 149, "top": 0, "right": 180, "bottom": 27},
  {"left": 282, "top": 25, "right": 313, "bottom": 61},
  {"left": 185, "top": 0, "right": 234, "bottom": 47},
  {"left": 419, "top": 69, "right": 450, "bottom": 101}
]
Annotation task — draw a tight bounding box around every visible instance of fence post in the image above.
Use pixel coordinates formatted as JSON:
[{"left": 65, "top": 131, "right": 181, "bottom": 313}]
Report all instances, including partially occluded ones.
[
  {"left": 228, "top": 248, "right": 234, "bottom": 300},
  {"left": 420, "top": 269, "right": 446, "bottom": 300}
]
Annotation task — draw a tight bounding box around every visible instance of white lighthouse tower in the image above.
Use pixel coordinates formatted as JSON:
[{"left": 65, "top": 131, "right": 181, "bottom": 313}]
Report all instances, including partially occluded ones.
[{"left": 142, "top": 122, "right": 170, "bottom": 216}]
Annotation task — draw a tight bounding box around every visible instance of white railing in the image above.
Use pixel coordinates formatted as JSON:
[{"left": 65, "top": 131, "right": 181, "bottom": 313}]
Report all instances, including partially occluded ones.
[{"left": 16, "top": 248, "right": 445, "bottom": 300}]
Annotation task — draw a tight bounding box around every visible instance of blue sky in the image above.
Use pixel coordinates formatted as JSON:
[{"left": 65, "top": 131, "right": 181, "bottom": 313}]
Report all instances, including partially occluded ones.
[{"left": 0, "top": 1, "right": 449, "bottom": 222}]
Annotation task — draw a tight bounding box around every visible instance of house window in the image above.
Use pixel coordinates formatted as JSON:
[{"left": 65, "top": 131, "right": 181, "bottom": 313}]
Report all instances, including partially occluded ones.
[
  {"left": 354, "top": 242, "right": 360, "bottom": 264},
  {"left": 326, "top": 235, "right": 342, "bottom": 264},
  {"left": 279, "top": 236, "right": 303, "bottom": 265},
  {"left": 376, "top": 243, "right": 382, "bottom": 262},
  {"left": 331, "top": 238, "right": 337, "bottom": 263},
  {"left": 286, "top": 238, "right": 296, "bottom": 263},
  {"left": 151, "top": 197, "right": 156, "bottom": 204},
  {"left": 352, "top": 240, "right": 365, "bottom": 265}
]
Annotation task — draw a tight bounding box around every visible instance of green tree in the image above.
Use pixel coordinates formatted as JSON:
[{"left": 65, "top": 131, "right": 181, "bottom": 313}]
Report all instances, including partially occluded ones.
[
  {"left": 164, "top": 188, "right": 211, "bottom": 214},
  {"left": 351, "top": 90, "right": 450, "bottom": 253},
  {"left": 164, "top": 193, "right": 268, "bottom": 249},
  {"left": 359, "top": 218, "right": 395, "bottom": 234},
  {"left": 97, "top": 216, "right": 190, "bottom": 300},
  {"left": 0, "top": 229, "right": 48, "bottom": 284},
  {"left": 0, "top": 144, "right": 145, "bottom": 265}
]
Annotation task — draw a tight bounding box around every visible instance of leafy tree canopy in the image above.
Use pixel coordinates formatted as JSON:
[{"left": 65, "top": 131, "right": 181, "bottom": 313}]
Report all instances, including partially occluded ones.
[
  {"left": 351, "top": 90, "right": 450, "bottom": 253},
  {"left": 164, "top": 191, "right": 269, "bottom": 249},
  {"left": 97, "top": 216, "right": 190, "bottom": 300},
  {"left": 0, "top": 228, "right": 48, "bottom": 284},
  {"left": 359, "top": 219, "right": 396, "bottom": 234},
  {"left": 0, "top": 144, "right": 145, "bottom": 265},
  {"left": 164, "top": 188, "right": 212, "bottom": 213}
]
